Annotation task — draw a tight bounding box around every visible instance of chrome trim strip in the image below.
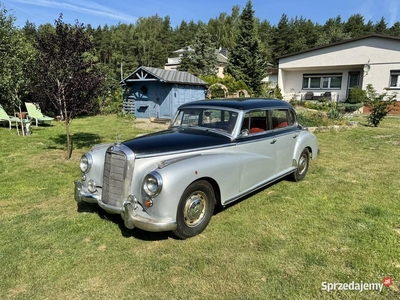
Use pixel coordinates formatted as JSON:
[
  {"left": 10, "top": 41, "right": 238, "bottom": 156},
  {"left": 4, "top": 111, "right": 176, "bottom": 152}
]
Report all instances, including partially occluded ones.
[{"left": 135, "top": 144, "right": 235, "bottom": 159}]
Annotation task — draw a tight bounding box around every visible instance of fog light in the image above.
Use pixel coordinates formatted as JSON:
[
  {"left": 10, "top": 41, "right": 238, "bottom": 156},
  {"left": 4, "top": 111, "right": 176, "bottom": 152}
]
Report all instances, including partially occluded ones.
[
  {"left": 144, "top": 199, "right": 153, "bottom": 207},
  {"left": 88, "top": 179, "right": 97, "bottom": 193}
]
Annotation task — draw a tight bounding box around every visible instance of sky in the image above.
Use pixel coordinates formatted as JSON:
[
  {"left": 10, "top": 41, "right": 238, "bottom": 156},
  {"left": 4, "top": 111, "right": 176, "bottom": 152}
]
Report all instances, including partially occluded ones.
[{"left": 2, "top": 0, "right": 400, "bottom": 29}]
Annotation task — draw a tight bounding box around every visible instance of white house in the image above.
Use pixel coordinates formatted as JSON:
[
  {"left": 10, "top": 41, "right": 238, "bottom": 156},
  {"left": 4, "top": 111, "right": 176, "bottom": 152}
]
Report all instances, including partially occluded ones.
[{"left": 277, "top": 34, "right": 400, "bottom": 102}]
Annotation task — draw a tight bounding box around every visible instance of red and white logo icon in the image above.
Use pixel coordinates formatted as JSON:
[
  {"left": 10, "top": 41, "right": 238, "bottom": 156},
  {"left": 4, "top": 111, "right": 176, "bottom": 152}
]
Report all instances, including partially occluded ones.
[{"left": 382, "top": 276, "right": 392, "bottom": 287}]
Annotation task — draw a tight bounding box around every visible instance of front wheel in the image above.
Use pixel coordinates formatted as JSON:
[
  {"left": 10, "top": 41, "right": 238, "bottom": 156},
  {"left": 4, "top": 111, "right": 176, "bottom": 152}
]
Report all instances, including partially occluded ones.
[
  {"left": 172, "top": 180, "right": 215, "bottom": 239},
  {"left": 291, "top": 148, "right": 310, "bottom": 182}
]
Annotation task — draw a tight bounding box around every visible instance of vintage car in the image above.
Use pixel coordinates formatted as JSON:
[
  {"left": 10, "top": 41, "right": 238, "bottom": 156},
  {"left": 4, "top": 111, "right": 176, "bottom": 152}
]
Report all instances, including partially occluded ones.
[{"left": 74, "top": 99, "right": 319, "bottom": 239}]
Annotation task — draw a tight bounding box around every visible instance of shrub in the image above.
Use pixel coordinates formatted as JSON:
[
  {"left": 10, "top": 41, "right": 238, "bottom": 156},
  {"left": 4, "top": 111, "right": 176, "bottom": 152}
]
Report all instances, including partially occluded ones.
[
  {"left": 327, "top": 109, "right": 343, "bottom": 121},
  {"left": 297, "top": 111, "right": 329, "bottom": 127},
  {"left": 364, "top": 84, "right": 397, "bottom": 127},
  {"left": 348, "top": 86, "right": 367, "bottom": 104},
  {"left": 273, "top": 84, "right": 283, "bottom": 99}
]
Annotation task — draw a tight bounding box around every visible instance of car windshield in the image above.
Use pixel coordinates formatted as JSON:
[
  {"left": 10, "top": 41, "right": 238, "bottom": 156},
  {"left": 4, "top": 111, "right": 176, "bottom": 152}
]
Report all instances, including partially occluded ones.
[{"left": 170, "top": 107, "right": 239, "bottom": 135}]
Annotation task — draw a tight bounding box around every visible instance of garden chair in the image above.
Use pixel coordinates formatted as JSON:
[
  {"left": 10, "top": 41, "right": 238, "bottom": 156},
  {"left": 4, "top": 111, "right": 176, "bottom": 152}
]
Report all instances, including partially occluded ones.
[
  {"left": 25, "top": 102, "right": 54, "bottom": 126},
  {"left": 0, "top": 104, "right": 21, "bottom": 129},
  {"left": 304, "top": 92, "right": 314, "bottom": 100}
]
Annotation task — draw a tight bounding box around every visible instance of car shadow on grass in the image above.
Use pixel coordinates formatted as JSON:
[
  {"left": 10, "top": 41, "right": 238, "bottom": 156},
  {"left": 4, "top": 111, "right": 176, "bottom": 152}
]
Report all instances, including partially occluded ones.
[
  {"left": 76, "top": 202, "right": 170, "bottom": 241},
  {"left": 49, "top": 132, "right": 102, "bottom": 150}
]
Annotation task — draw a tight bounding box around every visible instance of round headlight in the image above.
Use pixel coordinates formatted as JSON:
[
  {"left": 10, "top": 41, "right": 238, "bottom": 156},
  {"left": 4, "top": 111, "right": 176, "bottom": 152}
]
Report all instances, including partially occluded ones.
[
  {"left": 80, "top": 153, "right": 93, "bottom": 173},
  {"left": 143, "top": 171, "right": 163, "bottom": 197}
]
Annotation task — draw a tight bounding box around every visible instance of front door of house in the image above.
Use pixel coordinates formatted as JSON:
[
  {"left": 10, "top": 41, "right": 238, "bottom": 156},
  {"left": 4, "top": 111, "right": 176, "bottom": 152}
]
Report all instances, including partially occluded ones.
[
  {"left": 347, "top": 72, "right": 361, "bottom": 99},
  {"left": 148, "top": 89, "right": 159, "bottom": 118}
]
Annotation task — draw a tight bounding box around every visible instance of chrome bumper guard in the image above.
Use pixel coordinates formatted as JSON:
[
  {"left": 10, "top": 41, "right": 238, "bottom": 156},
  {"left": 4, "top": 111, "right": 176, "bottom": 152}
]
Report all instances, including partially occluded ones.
[{"left": 74, "top": 181, "right": 177, "bottom": 232}]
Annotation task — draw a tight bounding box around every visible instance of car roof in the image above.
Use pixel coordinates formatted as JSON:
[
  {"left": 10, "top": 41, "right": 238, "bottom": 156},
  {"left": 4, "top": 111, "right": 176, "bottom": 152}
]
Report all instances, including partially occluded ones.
[{"left": 178, "top": 98, "right": 293, "bottom": 110}]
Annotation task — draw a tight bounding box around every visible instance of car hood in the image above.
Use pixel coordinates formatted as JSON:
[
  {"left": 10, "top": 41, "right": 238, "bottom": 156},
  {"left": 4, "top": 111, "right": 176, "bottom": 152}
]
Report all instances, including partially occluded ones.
[{"left": 122, "top": 128, "right": 232, "bottom": 156}]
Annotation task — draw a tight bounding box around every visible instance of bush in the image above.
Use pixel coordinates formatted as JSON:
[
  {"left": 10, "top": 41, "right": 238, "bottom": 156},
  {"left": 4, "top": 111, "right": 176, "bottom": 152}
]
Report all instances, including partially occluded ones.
[
  {"left": 98, "top": 88, "right": 123, "bottom": 115},
  {"left": 327, "top": 109, "right": 343, "bottom": 121},
  {"left": 273, "top": 84, "right": 283, "bottom": 99},
  {"left": 303, "top": 101, "right": 336, "bottom": 111},
  {"left": 297, "top": 111, "right": 329, "bottom": 127},
  {"left": 364, "top": 84, "right": 397, "bottom": 127},
  {"left": 348, "top": 86, "right": 367, "bottom": 104}
]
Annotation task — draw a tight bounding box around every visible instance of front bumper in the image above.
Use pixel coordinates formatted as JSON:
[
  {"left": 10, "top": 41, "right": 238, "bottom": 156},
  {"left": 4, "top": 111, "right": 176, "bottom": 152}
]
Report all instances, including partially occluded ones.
[{"left": 74, "top": 180, "right": 177, "bottom": 232}]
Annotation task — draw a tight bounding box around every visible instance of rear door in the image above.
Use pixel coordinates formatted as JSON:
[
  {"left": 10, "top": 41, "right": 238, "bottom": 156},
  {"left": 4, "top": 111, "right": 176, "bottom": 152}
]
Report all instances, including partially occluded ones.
[
  {"left": 270, "top": 109, "right": 300, "bottom": 175},
  {"left": 236, "top": 110, "right": 277, "bottom": 193}
]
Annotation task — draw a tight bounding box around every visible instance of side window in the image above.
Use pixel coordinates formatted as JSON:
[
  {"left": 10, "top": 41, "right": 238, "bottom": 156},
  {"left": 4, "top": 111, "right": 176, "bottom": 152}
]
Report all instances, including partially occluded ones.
[
  {"left": 271, "top": 109, "right": 289, "bottom": 129},
  {"left": 241, "top": 110, "right": 268, "bottom": 135}
]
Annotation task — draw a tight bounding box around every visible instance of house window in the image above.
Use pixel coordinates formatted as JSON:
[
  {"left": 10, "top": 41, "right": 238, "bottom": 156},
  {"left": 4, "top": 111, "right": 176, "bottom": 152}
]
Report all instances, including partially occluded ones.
[
  {"left": 390, "top": 70, "right": 400, "bottom": 88},
  {"left": 302, "top": 74, "right": 342, "bottom": 89}
]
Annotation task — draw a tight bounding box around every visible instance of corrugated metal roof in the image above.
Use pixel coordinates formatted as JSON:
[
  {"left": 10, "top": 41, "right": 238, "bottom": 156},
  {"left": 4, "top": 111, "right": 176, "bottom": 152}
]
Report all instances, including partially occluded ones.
[{"left": 122, "top": 66, "right": 207, "bottom": 86}]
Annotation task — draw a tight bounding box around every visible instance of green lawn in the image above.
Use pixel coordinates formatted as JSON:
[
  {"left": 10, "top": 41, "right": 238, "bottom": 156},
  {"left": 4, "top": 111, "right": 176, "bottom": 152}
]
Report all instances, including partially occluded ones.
[{"left": 0, "top": 115, "right": 399, "bottom": 299}]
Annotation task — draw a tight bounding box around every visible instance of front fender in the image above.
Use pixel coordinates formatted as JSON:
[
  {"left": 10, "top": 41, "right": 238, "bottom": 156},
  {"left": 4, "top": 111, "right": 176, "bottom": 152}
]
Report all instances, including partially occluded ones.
[{"left": 150, "top": 152, "right": 240, "bottom": 219}]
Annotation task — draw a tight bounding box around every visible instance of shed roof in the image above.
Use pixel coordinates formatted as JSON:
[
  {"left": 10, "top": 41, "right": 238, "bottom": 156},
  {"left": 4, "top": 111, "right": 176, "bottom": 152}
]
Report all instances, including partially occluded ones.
[{"left": 121, "top": 66, "right": 207, "bottom": 86}]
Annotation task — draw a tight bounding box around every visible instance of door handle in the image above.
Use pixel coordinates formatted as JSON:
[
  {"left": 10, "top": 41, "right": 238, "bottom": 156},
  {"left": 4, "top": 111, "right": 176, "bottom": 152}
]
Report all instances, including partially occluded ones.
[
  {"left": 293, "top": 134, "right": 298, "bottom": 138},
  {"left": 270, "top": 139, "right": 277, "bottom": 144}
]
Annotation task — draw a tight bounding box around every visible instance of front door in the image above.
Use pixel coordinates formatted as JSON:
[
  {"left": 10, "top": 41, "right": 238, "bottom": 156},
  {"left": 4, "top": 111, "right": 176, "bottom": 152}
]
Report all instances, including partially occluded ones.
[
  {"left": 148, "top": 89, "right": 159, "bottom": 118},
  {"left": 347, "top": 71, "right": 361, "bottom": 99}
]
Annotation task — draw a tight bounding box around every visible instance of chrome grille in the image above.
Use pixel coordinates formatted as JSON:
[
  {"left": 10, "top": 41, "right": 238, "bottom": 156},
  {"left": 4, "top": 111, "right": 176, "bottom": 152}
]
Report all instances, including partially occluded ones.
[{"left": 102, "top": 149, "right": 127, "bottom": 207}]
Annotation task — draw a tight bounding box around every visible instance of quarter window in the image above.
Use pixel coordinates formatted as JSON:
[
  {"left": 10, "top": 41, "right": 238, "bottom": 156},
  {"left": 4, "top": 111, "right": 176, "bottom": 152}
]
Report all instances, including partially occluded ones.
[{"left": 302, "top": 74, "right": 342, "bottom": 89}]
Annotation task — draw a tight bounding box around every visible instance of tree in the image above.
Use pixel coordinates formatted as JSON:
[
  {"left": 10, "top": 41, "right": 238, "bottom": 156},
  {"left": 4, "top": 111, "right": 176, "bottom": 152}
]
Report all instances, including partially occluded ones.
[
  {"left": 178, "top": 26, "right": 218, "bottom": 77},
  {"left": 374, "top": 17, "right": 388, "bottom": 34},
  {"left": 131, "top": 15, "right": 176, "bottom": 68},
  {"left": 364, "top": 84, "right": 397, "bottom": 127},
  {"left": 316, "top": 16, "right": 351, "bottom": 46},
  {"left": 344, "top": 14, "right": 373, "bottom": 38},
  {"left": 31, "top": 14, "right": 106, "bottom": 158},
  {"left": 226, "top": 0, "right": 267, "bottom": 95},
  {"left": 207, "top": 6, "right": 241, "bottom": 49},
  {"left": 272, "top": 14, "right": 291, "bottom": 60},
  {"left": 388, "top": 22, "right": 400, "bottom": 36},
  {"left": 0, "top": 4, "right": 35, "bottom": 136}
]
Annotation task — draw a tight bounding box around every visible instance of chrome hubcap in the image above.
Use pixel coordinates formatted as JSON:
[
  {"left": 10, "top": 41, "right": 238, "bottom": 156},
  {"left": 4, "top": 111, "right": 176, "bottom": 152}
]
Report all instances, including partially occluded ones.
[
  {"left": 183, "top": 191, "right": 207, "bottom": 227},
  {"left": 298, "top": 154, "right": 307, "bottom": 175}
]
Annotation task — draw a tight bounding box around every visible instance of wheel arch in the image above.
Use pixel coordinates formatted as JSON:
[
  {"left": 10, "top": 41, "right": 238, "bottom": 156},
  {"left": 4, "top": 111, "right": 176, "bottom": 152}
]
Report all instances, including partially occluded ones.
[{"left": 187, "top": 177, "right": 221, "bottom": 207}]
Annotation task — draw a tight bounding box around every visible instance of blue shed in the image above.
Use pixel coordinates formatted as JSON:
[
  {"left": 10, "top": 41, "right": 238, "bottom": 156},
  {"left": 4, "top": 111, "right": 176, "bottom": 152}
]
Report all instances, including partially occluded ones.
[{"left": 120, "top": 66, "right": 208, "bottom": 119}]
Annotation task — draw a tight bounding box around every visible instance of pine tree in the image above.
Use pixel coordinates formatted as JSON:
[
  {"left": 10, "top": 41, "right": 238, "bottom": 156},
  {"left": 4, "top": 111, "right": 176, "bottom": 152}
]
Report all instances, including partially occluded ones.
[
  {"left": 178, "top": 26, "right": 217, "bottom": 77},
  {"left": 226, "top": 0, "right": 267, "bottom": 96}
]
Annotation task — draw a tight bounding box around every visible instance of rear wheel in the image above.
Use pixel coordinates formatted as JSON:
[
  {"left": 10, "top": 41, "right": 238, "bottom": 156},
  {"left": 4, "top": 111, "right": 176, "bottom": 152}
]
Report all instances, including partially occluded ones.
[
  {"left": 172, "top": 180, "right": 215, "bottom": 239},
  {"left": 291, "top": 148, "right": 310, "bottom": 182}
]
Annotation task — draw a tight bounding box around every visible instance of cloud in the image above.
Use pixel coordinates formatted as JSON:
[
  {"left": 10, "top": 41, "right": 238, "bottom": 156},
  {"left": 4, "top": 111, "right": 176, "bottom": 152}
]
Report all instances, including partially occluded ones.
[
  {"left": 8, "top": 0, "right": 135, "bottom": 23},
  {"left": 384, "top": 0, "right": 399, "bottom": 26}
]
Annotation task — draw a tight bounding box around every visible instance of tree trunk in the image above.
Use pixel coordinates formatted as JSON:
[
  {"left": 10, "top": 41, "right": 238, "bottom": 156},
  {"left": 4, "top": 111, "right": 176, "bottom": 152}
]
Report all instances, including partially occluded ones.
[
  {"left": 64, "top": 106, "right": 72, "bottom": 159},
  {"left": 17, "top": 106, "right": 26, "bottom": 136}
]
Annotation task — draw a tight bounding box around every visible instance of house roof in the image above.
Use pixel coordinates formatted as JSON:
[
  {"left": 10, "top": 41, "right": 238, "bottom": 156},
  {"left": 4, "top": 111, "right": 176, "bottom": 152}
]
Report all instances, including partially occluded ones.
[
  {"left": 277, "top": 34, "right": 400, "bottom": 60},
  {"left": 121, "top": 66, "right": 207, "bottom": 86}
]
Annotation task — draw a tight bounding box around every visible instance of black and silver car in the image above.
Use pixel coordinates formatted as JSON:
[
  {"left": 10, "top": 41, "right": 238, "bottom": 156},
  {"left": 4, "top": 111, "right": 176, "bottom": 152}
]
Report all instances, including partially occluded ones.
[{"left": 74, "top": 99, "right": 319, "bottom": 239}]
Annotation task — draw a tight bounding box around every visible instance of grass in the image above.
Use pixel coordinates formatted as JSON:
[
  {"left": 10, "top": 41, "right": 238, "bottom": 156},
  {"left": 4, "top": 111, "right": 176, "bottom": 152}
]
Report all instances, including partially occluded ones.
[{"left": 0, "top": 115, "right": 399, "bottom": 299}]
